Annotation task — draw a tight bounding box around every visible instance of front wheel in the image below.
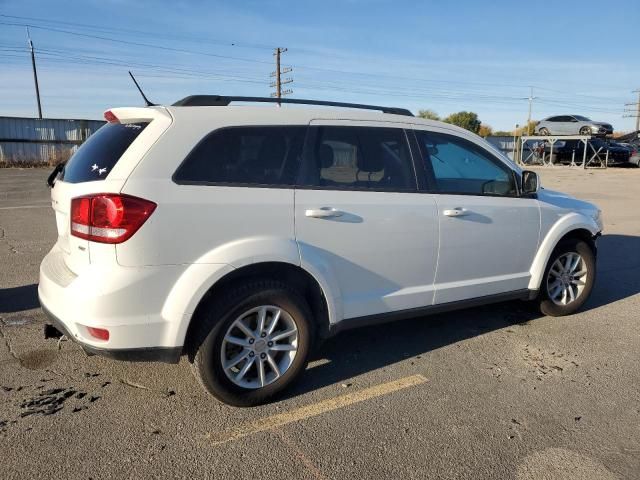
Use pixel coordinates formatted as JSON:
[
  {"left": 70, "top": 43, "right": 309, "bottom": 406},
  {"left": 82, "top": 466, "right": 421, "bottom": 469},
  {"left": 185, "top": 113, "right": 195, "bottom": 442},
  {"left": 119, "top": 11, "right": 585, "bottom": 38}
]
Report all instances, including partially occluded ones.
[
  {"left": 579, "top": 126, "right": 592, "bottom": 136},
  {"left": 538, "top": 127, "right": 550, "bottom": 135},
  {"left": 538, "top": 239, "right": 596, "bottom": 316},
  {"left": 189, "top": 280, "right": 314, "bottom": 407}
]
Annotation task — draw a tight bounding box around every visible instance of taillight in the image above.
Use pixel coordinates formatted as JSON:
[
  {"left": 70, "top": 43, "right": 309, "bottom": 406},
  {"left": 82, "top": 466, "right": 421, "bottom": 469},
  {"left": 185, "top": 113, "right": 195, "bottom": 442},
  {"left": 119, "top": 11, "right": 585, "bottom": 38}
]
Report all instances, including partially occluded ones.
[
  {"left": 104, "top": 110, "right": 119, "bottom": 123},
  {"left": 70, "top": 194, "right": 156, "bottom": 244}
]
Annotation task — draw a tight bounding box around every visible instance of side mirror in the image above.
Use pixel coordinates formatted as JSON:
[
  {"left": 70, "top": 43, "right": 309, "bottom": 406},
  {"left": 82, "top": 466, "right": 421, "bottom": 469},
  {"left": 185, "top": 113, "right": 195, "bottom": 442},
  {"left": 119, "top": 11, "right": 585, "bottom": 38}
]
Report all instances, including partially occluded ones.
[{"left": 522, "top": 170, "right": 540, "bottom": 195}]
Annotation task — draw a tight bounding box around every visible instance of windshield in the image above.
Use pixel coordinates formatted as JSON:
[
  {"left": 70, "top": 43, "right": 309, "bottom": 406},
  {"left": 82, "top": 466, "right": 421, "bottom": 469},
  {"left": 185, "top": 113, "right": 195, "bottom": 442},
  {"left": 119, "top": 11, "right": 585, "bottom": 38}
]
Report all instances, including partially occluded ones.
[{"left": 573, "top": 115, "right": 591, "bottom": 121}]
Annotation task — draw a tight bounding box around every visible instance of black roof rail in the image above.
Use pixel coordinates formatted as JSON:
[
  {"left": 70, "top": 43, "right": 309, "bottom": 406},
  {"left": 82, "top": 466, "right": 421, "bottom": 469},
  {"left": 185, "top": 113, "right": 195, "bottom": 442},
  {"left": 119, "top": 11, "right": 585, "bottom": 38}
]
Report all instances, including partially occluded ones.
[{"left": 171, "top": 95, "right": 413, "bottom": 117}]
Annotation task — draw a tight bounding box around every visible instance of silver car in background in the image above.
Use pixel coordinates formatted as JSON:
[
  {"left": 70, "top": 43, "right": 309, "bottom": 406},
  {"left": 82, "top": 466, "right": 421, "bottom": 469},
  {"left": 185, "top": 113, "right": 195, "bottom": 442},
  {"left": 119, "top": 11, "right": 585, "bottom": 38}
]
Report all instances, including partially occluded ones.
[{"left": 535, "top": 115, "right": 613, "bottom": 136}]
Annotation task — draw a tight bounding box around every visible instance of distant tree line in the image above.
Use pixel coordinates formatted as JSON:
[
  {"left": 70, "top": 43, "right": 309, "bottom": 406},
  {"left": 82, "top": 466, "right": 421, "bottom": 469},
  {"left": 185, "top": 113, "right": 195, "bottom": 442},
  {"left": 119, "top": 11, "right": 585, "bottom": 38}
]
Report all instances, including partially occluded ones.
[{"left": 417, "top": 109, "right": 539, "bottom": 138}]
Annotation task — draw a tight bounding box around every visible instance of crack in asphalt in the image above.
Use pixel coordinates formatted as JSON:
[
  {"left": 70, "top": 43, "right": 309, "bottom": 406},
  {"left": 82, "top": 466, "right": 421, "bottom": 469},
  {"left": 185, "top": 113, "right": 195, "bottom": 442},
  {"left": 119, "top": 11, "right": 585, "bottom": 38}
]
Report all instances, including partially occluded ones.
[{"left": 0, "top": 323, "right": 21, "bottom": 365}]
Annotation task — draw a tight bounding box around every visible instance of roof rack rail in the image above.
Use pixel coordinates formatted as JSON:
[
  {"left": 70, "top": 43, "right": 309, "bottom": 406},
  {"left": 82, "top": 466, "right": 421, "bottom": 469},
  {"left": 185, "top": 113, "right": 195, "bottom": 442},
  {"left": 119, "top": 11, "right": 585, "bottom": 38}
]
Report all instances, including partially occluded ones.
[{"left": 171, "top": 95, "right": 413, "bottom": 117}]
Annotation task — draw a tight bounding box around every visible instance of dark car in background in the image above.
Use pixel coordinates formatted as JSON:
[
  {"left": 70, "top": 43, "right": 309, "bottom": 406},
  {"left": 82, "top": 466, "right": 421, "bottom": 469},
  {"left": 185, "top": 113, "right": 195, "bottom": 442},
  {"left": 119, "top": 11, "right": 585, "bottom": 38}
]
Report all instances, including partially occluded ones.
[
  {"left": 541, "top": 138, "right": 633, "bottom": 166},
  {"left": 616, "top": 142, "right": 640, "bottom": 166}
]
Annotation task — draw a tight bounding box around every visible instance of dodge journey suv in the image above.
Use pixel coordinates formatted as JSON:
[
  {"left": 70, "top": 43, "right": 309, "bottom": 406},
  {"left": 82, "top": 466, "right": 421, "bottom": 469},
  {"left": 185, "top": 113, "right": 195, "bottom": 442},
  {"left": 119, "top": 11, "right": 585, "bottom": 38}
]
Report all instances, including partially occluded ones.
[{"left": 40, "top": 96, "right": 602, "bottom": 406}]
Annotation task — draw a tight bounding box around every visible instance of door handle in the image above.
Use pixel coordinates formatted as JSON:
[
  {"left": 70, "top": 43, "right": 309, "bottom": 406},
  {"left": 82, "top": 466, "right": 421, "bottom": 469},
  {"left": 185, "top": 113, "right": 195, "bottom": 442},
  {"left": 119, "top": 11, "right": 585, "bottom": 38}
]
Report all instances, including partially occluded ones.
[
  {"left": 443, "top": 207, "right": 469, "bottom": 217},
  {"left": 305, "top": 207, "right": 344, "bottom": 219}
]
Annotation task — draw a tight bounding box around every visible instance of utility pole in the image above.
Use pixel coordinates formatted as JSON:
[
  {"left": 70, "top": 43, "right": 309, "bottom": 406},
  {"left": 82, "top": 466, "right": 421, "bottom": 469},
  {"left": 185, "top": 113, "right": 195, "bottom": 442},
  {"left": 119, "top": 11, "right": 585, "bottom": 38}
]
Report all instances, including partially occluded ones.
[
  {"left": 623, "top": 89, "right": 640, "bottom": 132},
  {"left": 525, "top": 86, "right": 537, "bottom": 135},
  {"left": 26, "top": 27, "right": 43, "bottom": 119},
  {"left": 270, "top": 47, "right": 292, "bottom": 104}
]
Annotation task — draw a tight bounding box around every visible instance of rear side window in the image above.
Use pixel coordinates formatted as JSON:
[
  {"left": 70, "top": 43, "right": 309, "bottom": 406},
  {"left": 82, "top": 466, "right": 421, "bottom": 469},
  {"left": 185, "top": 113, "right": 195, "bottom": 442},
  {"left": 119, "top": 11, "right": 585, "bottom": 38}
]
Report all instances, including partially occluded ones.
[
  {"left": 303, "top": 126, "right": 415, "bottom": 191},
  {"left": 174, "top": 126, "right": 306, "bottom": 186},
  {"left": 61, "top": 122, "right": 148, "bottom": 183}
]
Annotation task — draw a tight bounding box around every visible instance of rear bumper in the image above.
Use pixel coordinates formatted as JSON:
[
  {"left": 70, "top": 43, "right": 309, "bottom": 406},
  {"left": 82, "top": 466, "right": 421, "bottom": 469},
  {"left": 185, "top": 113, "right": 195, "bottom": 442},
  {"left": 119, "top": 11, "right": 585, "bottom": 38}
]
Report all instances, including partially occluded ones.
[
  {"left": 40, "top": 302, "right": 181, "bottom": 363},
  {"left": 38, "top": 245, "right": 190, "bottom": 362}
]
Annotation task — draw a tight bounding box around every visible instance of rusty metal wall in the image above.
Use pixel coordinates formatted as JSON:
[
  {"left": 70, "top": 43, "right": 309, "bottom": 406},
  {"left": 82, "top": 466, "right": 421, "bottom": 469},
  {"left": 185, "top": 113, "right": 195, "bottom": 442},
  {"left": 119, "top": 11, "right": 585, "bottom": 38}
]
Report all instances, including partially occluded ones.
[{"left": 0, "top": 116, "right": 104, "bottom": 166}]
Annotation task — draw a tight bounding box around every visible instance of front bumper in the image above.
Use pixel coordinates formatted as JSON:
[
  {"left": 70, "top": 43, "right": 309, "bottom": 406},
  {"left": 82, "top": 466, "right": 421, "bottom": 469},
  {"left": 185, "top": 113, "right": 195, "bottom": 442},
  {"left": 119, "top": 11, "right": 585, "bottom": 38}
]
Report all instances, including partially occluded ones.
[{"left": 589, "top": 125, "right": 613, "bottom": 135}]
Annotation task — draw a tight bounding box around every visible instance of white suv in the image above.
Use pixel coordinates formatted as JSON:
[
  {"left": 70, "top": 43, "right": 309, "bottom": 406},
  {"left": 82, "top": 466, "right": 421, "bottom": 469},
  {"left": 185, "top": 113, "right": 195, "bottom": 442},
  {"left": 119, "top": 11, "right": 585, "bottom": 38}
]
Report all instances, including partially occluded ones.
[{"left": 39, "top": 96, "right": 602, "bottom": 406}]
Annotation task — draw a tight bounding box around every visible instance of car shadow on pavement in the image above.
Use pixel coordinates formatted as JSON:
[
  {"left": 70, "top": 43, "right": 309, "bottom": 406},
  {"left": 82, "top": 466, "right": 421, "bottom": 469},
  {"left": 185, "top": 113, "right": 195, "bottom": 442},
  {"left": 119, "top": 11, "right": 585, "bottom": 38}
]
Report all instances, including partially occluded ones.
[
  {"left": 585, "top": 234, "right": 640, "bottom": 308},
  {"left": 0, "top": 284, "right": 39, "bottom": 314},
  {"left": 288, "top": 233, "right": 640, "bottom": 399},
  {"left": 288, "top": 300, "right": 540, "bottom": 398}
]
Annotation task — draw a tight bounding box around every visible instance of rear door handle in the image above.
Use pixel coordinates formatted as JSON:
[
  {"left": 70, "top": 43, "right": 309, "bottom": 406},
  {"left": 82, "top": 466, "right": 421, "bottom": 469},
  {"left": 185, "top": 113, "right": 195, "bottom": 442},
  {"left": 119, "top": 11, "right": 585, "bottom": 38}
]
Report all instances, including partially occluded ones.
[
  {"left": 443, "top": 207, "right": 469, "bottom": 217},
  {"left": 305, "top": 207, "right": 344, "bottom": 219}
]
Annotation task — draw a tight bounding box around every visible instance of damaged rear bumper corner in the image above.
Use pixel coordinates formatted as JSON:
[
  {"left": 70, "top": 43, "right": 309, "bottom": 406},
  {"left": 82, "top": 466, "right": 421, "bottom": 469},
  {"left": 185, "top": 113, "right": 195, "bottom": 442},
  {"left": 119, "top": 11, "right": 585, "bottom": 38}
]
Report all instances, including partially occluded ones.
[{"left": 40, "top": 300, "right": 182, "bottom": 364}]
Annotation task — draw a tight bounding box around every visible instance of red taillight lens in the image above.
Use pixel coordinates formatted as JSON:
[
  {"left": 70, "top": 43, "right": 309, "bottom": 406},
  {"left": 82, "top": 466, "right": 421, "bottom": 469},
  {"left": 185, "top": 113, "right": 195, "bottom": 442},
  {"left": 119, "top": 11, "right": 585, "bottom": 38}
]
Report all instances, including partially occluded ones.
[
  {"left": 70, "top": 194, "right": 156, "bottom": 244},
  {"left": 86, "top": 326, "right": 110, "bottom": 341},
  {"left": 104, "top": 110, "right": 119, "bottom": 123}
]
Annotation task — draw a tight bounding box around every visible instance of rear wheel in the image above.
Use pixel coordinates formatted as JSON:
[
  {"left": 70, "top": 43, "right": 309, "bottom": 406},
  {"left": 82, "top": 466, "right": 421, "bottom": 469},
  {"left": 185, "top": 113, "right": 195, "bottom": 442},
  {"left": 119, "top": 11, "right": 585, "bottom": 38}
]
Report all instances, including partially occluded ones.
[
  {"left": 189, "top": 280, "right": 313, "bottom": 407},
  {"left": 538, "top": 239, "right": 595, "bottom": 316}
]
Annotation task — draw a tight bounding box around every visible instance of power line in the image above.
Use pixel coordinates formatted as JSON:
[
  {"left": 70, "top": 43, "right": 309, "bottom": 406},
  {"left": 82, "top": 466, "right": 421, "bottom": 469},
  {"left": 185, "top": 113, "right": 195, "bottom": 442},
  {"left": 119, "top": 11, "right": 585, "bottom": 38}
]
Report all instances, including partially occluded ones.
[
  {"left": 2, "top": 18, "right": 633, "bottom": 112},
  {"left": 0, "top": 14, "right": 275, "bottom": 50},
  {"left": 0, "top": 21, "right": 274, "bottom": 65},
  {"left": 2, "top": 46, "right": 628, "bottom": 115}
]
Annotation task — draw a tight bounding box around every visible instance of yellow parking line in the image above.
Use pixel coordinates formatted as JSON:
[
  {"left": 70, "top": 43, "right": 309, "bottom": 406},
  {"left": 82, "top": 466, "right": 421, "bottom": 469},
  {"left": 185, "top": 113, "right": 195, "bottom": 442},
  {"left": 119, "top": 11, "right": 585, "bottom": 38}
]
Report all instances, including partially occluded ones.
[{"left": 209, "top": 374, "right": 427, "bottom": 445}]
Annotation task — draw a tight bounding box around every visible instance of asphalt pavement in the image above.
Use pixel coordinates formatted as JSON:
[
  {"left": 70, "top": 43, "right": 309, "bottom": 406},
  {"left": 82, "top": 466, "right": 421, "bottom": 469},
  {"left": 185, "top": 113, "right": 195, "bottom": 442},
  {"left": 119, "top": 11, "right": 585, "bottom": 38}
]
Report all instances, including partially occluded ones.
[{"left": 0, "top": 166, "right": 638, "bottom": 479}]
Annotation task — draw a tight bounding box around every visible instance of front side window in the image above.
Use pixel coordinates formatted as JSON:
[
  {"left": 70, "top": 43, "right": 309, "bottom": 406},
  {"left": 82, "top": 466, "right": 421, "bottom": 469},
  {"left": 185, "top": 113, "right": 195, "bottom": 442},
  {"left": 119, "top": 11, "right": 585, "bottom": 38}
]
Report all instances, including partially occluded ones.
[
  {"left": 174, "top": 126, "right": 306, "bottom": 186},
  {"left": 303, "top": 126, "right": 415, "bottom": 191},
  {"left": 414, "top": 130, "right": 517, "bottom": 196}
]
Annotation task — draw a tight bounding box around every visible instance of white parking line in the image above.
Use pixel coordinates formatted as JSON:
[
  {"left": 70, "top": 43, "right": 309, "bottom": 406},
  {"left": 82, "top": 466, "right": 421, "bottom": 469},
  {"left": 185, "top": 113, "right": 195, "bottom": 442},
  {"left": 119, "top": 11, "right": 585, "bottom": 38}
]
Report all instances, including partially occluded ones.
[
  {"left": 0, "top": 204, "right": 50, "bottom": 210},
  {"left": 208, "top": 374, "right": 427, "bottom": 445}
]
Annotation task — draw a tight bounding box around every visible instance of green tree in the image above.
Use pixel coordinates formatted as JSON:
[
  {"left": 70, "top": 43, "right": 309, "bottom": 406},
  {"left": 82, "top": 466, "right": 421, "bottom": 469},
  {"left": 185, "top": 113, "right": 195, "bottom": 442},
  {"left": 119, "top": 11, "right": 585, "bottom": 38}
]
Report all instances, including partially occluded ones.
[
  {"left": 417, "top": 109, "right": 440, "bottom": 121},
  {"left": 443, "top": 111, "right": 481, "bottom": 134},
  {"left": 478, "top": 124, "right": 493, "bottom": 137},
  {"left": 515, "top": 120, "right": 538, "bottom": 136}
]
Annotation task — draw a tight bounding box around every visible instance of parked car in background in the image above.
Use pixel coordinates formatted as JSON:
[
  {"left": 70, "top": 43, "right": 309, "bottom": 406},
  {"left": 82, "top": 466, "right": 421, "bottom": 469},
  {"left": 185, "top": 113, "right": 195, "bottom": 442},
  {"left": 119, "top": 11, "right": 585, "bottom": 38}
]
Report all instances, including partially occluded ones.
[
  {"left": 543, "top": 138, "right": 632, "bottom": 166},
  {"left": 616, "top": 142, "right": 640, "bottom": 166},
  {"left": 535, "top": 115, "right": 613, "bottom": 136}
]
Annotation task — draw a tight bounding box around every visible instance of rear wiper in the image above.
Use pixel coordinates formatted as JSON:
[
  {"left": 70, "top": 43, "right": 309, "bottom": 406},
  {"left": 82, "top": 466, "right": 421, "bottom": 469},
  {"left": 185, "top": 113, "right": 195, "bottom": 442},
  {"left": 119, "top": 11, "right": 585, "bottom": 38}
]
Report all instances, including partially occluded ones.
[{"left": 47, "top": 162, "right": 65, "bottom": 188}]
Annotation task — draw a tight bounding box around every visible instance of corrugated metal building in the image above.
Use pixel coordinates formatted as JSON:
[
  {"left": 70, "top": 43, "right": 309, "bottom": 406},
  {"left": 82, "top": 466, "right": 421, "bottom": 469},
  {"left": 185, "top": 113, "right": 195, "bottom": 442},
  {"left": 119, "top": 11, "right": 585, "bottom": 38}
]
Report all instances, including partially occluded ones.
[{"left": 0, "top": 116, "right": 104, "bottom": 166}]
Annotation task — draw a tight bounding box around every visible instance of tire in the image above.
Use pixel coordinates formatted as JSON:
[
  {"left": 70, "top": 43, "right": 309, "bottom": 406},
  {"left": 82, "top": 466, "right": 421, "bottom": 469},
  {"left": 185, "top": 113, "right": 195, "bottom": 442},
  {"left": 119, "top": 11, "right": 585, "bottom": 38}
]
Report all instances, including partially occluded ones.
[
  {"left": 538, "top": 239, "right": 596, "bottom": 317},
  {"left": 579, "top": 126, "right": 592, "bottom": 136},
  {"left": 188, "top": 280, "right": 314, "bottom": 407},
  {"left": 539, "top": 127, "right": 550, "bottom": 135}
]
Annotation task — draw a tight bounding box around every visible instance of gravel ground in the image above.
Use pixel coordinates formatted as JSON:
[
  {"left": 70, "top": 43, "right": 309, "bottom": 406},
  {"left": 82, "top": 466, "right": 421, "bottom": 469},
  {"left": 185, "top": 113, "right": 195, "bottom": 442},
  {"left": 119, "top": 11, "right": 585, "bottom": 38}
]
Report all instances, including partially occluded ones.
[{"left": 0, "top": 166, "right": 638, "bottom": 479}]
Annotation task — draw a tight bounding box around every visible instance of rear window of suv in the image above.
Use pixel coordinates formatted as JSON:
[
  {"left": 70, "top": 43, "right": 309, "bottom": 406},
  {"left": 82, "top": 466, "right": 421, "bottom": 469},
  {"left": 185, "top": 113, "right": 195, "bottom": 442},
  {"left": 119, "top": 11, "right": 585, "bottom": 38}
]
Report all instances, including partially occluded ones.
[
  {"left": 173, "top": 126, "right": 306, "bottom": 186},
  {"left": 60, "top": 122, "right": 149, "bottom": 183}
]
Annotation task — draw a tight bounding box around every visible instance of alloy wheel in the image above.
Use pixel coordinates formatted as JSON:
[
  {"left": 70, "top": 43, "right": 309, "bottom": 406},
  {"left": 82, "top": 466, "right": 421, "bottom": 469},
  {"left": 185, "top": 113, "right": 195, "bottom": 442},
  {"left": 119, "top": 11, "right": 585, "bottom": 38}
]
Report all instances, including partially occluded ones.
[
  {"left": 221, "top": 305, "right": 298, "bottom": 389},
  {"left": 546, "top": 252, "right": 588, "bottom": 306}
]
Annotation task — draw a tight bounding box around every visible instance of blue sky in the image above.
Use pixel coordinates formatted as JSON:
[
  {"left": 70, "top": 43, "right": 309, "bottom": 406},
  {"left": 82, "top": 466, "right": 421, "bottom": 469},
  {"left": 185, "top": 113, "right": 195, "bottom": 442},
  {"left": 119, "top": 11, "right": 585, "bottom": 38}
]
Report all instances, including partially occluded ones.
[{"left": 1, "top": 0, "right": 639, "bottom": 131}]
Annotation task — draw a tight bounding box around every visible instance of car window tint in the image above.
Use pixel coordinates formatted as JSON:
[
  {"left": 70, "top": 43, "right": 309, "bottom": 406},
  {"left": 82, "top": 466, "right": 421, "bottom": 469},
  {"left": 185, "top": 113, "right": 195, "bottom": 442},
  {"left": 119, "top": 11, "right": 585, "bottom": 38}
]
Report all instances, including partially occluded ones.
[
  {"left": 415, "top": 130, "right": 517, "bottom": 196},
  {"left": 306, "top": 126, "right": 414, "bottom": 191},
  {"left": 60, "top": 122, "right": 148, "bottom": 183},
  {"left": 174, "top": 126, "right": 306, "bottom": 186}
]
